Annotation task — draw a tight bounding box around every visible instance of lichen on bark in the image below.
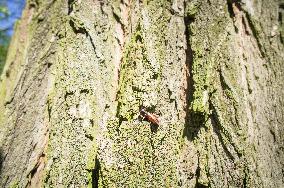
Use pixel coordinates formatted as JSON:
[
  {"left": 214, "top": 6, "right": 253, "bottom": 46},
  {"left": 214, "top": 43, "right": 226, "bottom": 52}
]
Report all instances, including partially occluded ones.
[{"left": 0, "top": 0, "right": 283, "bottom": 187}]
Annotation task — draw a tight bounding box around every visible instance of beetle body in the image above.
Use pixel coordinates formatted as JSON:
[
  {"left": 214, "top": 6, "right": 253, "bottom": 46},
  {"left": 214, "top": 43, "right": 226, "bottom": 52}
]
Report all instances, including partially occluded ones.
[{"left": 140, "top": 108, "right": 160, "bottom": 125}]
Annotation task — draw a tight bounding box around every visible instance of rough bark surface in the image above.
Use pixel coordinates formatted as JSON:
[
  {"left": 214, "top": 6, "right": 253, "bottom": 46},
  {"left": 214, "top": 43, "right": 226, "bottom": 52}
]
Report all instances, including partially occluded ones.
[{"left": 0, "top": 0, "right": 283, "bottom": 187}]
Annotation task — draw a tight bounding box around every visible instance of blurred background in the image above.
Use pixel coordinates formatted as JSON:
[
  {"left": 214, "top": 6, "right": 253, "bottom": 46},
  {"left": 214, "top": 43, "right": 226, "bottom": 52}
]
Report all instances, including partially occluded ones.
[{"left": 0, "top": 0, "right": 25, "bottom": 74}]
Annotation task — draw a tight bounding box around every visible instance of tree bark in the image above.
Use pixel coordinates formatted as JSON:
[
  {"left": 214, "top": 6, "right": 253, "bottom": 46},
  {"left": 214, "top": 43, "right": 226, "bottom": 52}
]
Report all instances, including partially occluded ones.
[{"left": 0, "top": 0, "right": 283, "bottom": 187}]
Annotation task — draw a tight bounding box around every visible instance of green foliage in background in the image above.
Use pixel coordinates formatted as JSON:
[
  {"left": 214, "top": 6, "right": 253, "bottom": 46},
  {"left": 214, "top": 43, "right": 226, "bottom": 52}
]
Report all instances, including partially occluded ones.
[{"left": 0, "top": 4, "right": 10, "bottom": 75}]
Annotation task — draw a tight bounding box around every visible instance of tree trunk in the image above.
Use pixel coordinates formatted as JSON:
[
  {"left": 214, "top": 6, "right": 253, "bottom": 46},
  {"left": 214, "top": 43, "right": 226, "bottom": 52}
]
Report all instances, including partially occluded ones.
[{"left": 0, "top": 0, "right": 283, "bottom": 187}]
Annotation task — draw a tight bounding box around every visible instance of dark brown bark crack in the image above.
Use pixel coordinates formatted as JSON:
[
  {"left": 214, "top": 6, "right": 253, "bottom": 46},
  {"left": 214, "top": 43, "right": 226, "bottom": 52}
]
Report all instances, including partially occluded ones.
[
  {"left": 183, "top": 3, "right": 199, "bottom": 141},
  {"left": 69, "top": 19, "right": 96, "bottom": 53},
  {"left": 183, "top": 2, "right": 206, "bottom": 186},
  {"left": 243, "top": 13, "right": 265, "bottom": 57},
  {"left": 92, "top": 157, "right": 100, "bottom": 188},
  {"left": 279, "top": 4, "right": 284, "bottom": 44},
  {"left": 226, "top": 0, "right": 265, "bottom": 57}
]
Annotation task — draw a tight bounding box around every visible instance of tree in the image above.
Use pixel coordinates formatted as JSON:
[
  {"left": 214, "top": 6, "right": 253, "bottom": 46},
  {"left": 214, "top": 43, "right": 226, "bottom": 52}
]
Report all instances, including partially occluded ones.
[{"left": 0, "top": 0, "right": 283, "bottom": 187}]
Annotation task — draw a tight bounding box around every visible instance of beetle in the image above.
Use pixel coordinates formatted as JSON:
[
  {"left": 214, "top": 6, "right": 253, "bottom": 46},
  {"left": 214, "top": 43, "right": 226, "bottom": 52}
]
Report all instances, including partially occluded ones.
[{"left": 140, "top": 107, "right": 160, "bottom": 126}]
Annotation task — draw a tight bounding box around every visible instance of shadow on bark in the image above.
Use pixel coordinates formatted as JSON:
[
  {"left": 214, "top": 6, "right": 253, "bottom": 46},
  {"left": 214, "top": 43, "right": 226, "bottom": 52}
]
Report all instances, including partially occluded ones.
[
  {"left": 92, "top": 156, "right": 100, "bottom": 188},
  {"left": 0, "top": 147, "right": 3, "bottom": 175},
  {"left": 182, "top": 11, "right": 206, "bottom": 141},
  {"left": 184, "top": 111, "right": 207, "bottom": 141}
]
